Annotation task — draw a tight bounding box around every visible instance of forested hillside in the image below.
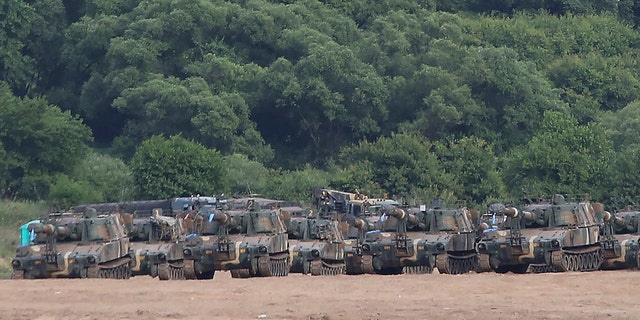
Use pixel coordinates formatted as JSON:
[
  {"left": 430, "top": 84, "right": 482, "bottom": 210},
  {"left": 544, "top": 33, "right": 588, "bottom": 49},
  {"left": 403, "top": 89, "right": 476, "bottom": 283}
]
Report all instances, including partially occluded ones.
[{"left": 2, "top": 0, "right": 640, "bottom": 208}]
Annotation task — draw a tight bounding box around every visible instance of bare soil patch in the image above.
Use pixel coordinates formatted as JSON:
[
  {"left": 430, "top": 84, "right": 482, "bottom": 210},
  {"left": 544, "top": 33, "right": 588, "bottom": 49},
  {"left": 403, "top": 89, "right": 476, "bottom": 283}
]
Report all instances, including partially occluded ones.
[{"left": 1, "top": 270, "right": 638, "bottom": 320}]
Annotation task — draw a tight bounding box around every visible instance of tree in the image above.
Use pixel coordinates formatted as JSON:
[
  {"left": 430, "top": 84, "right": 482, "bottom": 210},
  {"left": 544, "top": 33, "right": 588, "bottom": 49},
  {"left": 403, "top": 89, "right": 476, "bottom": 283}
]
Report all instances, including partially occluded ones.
[
  {"left": 255, "top": 41, "right": 388, "bottom": 167},
  {"left": 47, "top": 174, "right": 103, "bottom": 208},
  {"left": 69, "top": 151, "right": 135, "bottom": 202},
  {"left": 130, "top": 135, "right": 225, "bottom": 199},
  {"left": 0, "top": 82, "right": 92, "bottom": 199},
  {"left": 601, "top": 145, "right": 640, "bottom": 205},
  {"left": 265, "top": 165, "right": 330, "bottom": 203},
  {"left": 0, "top": 0, "right": 37, "bottom": 95},
  {"left": 434, "top": 137, "right": 505, "bottom": 204},
  {"left": 334, "top": 132, "right": 454, "bottom": 201},
  {"left": 599, "top": 101, "right": 640, "bottom": 151},
  {"left": 224, "top": 153, "right": 270, "bottom": 195},
  {"left": 502, "top": 111, "right": 613, "bottom": 199}
]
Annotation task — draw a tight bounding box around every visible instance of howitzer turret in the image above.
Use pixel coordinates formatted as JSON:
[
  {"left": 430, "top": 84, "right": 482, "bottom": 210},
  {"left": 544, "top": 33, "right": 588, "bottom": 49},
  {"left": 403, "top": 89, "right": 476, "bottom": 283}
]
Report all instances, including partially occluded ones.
[
  {"left": 287, "top": 214, "right": 347, "bottom": 276},
  {"left": 352, "top": 218, "right": 374, "bottom": 232}
]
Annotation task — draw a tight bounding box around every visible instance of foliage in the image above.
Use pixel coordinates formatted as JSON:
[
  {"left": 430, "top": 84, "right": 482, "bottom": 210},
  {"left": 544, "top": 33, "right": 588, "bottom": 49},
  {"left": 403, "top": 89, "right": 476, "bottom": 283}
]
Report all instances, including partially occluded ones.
[
  {"left": 0, "top": 82, "right": 92, "bottom": 200},
  {"left": 0, "top": 0, "right": 36, "bottom": 95},
  {"left": 601, "top": 144, "right": 640, "bottom": 205},
  {"left": 502, "top": 111, "right": 614, "bottom": 199},
  {"left": 335, "top": 133, "right": 455, "bottom": 200},
  {"left": 224, "top": 153, "right": 270, "bottom": 196},
  {"left": 2, "top": 1, "right": 640, "bottom": 206},
  {"left": 69, "top": 151, "right": 135, "bottom": 202},
  {"left": 433, "top": 137, "right": 505, "bottom": 204},
  {"left": 599, "top": 101, "right": 640, "bottom": 151},
  {"left": 264, "top": 165, "right": 330, "bottom": 204},
  {"left": 130, "top": 135, "right": 225, "bottom": 199},
  {"left": 47, "top": 174, "right": 103, "bottom": 208}
]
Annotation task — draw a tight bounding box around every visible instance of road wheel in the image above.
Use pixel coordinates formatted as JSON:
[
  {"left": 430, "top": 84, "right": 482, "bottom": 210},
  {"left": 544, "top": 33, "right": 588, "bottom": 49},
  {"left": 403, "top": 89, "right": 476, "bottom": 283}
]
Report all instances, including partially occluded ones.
[{"left": 158, "top": 263, "right": 170, "bottom": 281}]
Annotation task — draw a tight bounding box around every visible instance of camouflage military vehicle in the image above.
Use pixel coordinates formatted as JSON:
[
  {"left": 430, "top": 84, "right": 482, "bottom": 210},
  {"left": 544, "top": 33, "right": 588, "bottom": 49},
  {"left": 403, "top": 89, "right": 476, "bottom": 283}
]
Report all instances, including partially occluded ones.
[
  {"left": 476, "top": 195, "right": 603, "bottom": 274},
  {"left": 287, "top": 211, "right": 346, "bottom": 275},
  {"left": 11, "top": 210, "right": 131, "bottom": 279},
  {"left": 344, "top": 205, "right": 428, "bottom": 275},
  {"left": 181, "top": 199, "right": 290, "bottom": 279},
  {"left": 599, "top": 209, "right": 640, "bottom": 270},
  {"left": 208, "top": 199, "right": 290, "bottom": 278},
  {"left": 416, "top": 202, "right": 479, "bottom": 274},
  {"left": 181, "top": 200, "right": 237, "bottom": 280},
  {"left": 124, "top": 209, "right": 186, "bottom": 280}
]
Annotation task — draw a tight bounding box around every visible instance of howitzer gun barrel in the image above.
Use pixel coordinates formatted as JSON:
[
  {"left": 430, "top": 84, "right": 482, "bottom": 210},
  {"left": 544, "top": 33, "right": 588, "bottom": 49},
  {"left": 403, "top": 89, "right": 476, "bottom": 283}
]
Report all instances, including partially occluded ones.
[
  {"left": 499, "top": 206, "right": 535, "bottom": 220},
  {"left": 503, "top": 207, "right": 519, "bottom": 218},
  {"left": 213, "top": 212, "right": 236, "bottom": 227},
  {"left": 27, "top": 223, "right": 56, "bottom": 235},
  {"left": 353, "top": 218, "right": 372, "bottom": 231},
  {"left": 55, "top": 226, "right": 71, "bottom": 237},
  {"left": 602, "top": 211, "right": 625, "bottom": 227},
  {"left": 385, "top": 207, "right": 418, "bottom": 224}
]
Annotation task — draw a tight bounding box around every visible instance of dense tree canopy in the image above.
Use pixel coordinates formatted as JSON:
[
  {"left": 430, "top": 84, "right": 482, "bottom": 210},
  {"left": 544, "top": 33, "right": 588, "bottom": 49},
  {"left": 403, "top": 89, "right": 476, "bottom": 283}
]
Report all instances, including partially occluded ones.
[
  {"left": 130, "top": 135, "right": 225, "bottom": 199},
  {"left": 0, "top": 82, "right": 92, "bottom": 200},
  {"left": 2, "top": 0, "right": 640, "bottom": 206}
]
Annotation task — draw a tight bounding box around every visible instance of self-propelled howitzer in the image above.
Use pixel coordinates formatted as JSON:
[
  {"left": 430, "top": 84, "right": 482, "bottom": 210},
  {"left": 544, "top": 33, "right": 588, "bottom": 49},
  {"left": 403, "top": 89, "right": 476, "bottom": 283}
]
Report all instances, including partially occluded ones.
[
  {"left": 476, "top": 195, "right": 603, "bottom": 274},
  {"left": 181, "top": 203, "right": 241, "bottom": 280},
  {"left": 600, "top": 209, "right": 640, "bottom": 270},
  {"left": 204, "top": 199, "right": 290, "bottom": 278},
  {"left": 415, "top": 204, "right": 479, "bottom": 274},
  {"left": 344, "top": 205, "right": 429, "bottom": 275},
  {"left": 288, "top": 213, "right": 346, "bottom": 276},
  {"left": 11, "top": 211, "right": 131, "bottom": 279},
  {"left": 124, "top": 210, "right": 186, "bottom": 280}
]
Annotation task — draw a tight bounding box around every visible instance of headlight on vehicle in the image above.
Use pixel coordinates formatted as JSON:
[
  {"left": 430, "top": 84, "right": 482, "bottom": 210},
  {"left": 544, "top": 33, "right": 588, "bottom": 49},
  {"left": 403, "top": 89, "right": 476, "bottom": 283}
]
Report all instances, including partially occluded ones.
[
  {"left": 311, "top": 249, "right": 320, "bottom": 257},
  {"left": 361, "top": 244, "right": 371, "bottom": 251},
  {"left": 183, "top": 249, "right": 192, "bottom": 256},
  {"left": 87, "top": 256, "right": 96, "bottom": 264},
  {"left": 11, "top": 259, "right": 20, "bottom": 267},
  {"left": 258, "top": 246, "right": 268, "bottom": 253}
]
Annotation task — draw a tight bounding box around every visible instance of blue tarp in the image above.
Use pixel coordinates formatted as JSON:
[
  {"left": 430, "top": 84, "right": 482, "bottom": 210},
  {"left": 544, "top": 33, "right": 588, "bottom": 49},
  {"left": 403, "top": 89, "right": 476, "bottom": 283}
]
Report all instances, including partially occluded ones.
[{"left": 19, "top": 220, "right": 40, "bottom": 246}]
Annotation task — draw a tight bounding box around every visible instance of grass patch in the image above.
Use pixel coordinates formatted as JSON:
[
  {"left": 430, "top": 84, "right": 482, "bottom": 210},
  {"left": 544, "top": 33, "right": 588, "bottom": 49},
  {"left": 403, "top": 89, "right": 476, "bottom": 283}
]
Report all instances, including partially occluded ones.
[{"left": 0, "top": 200, "right": 49, "bottom": 278}]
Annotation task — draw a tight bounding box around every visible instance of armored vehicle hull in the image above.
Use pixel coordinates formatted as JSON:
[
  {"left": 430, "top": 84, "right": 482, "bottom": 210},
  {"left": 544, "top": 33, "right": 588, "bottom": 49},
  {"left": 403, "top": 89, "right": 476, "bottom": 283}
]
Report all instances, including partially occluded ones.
[
  {"left": 601, "top": 234, "right": 640, "bottom": 270},
  {"left": 216, "top": 233, "right": 290, "bottom": 278},
  {"left": 182, "top": 235, "right": 217, "bottom": 279},
  {"left": 130, "top": 242, "right": 185, "bottom": 280},
  {"left": 419, "top": 232, "right": 477, "bottom": 274},
  {"left": 289, "top": 240, "right": 345, "bottom": 275},
  {"left": 344, "top": 231, "right": 429, "bottom": 275}
]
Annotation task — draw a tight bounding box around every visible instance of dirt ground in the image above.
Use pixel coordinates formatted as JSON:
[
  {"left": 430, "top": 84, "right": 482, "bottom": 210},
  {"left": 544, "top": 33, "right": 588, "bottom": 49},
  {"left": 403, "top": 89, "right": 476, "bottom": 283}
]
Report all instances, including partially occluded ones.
[{"left": 1, "top": 270, "right": 639, "bottom": 320}]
